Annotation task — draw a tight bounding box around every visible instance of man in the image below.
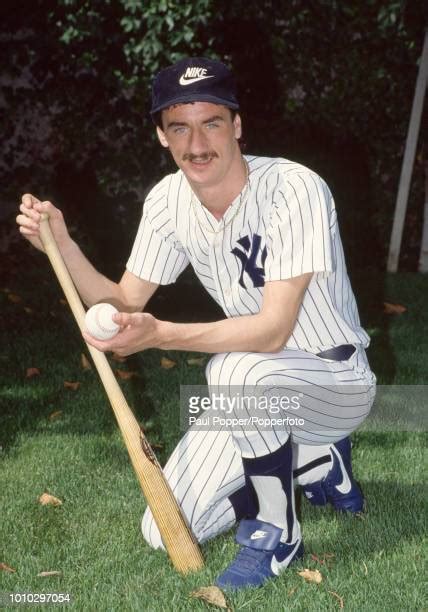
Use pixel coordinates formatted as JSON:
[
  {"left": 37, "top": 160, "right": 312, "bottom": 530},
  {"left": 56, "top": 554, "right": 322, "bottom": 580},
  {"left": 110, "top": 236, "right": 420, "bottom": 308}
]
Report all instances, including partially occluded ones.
[{"left": 17, "top": 57, "right": 376, "bottom": 590}]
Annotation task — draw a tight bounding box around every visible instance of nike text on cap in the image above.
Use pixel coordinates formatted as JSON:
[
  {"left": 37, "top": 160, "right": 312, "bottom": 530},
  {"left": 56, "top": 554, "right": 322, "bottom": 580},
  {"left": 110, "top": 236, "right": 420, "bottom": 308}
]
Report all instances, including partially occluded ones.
[{"left": 150, "top": 57, "right": 239, "bottom": 115}]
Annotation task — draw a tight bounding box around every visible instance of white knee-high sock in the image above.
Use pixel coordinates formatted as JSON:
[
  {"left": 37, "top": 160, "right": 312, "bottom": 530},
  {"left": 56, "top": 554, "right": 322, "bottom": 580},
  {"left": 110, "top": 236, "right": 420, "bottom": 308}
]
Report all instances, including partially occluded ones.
[
  {"left": 242, "top": 439, "right": 301, "bottom": 544},
  {"left": 250, "top": 475, "right": 300, "bottom": 543},
  {"left": 292, "top": 442, "right": 333, "bottom": 486}
]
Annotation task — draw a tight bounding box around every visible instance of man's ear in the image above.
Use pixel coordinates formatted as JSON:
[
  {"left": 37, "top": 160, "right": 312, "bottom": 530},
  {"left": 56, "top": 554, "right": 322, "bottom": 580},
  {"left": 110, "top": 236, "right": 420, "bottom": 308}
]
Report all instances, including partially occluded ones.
[
  {"left": 233, "top": 113, "right": 242, "bottom": 140},
  {"left": 156, "top": 126, "right": 169, "bottom": 148}
]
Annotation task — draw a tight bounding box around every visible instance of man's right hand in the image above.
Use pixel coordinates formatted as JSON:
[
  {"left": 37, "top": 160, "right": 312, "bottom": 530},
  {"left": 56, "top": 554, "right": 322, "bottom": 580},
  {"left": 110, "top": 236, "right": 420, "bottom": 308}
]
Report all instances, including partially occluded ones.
[
  {"left": 16, "top": 194, "right": 72, "bottom": 253},
  {"left": 16, "top": 193, "right": 158, "bottom": 316}
]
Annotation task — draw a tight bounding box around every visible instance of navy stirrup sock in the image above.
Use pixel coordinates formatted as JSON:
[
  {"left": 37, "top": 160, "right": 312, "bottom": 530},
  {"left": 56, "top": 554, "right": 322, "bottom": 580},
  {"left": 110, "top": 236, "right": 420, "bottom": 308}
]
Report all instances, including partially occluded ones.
[{"left": 241, "top": 439, "right": 297, "bottom": 542}]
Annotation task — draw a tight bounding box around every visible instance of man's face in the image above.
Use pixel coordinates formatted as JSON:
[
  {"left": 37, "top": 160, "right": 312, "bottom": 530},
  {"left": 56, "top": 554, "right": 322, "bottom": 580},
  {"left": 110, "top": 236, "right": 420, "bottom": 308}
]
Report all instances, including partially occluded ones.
[{"left": 156, "top": 102, "right": 242, "bottom": 188}]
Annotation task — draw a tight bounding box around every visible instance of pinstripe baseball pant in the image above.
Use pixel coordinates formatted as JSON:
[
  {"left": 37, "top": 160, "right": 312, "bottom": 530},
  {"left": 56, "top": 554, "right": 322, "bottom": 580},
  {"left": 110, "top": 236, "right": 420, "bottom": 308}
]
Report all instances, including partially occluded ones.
[{"left": 142, "top": 346, "right": 375, "bottom": 549}]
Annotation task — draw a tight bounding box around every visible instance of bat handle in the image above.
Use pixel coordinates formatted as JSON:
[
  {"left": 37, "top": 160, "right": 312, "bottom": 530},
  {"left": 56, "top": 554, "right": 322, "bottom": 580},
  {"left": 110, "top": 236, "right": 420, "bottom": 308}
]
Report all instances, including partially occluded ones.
[{"left": 39, "top": 213, "right": 87, "bottom": 333}]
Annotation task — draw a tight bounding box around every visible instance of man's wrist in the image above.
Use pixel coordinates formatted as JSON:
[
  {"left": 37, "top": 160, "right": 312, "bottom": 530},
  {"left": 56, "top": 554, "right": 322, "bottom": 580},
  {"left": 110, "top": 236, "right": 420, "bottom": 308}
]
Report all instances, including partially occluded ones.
[
  {"left": 157, "top": 319, "right": 175, "bottom": 350},
  {"left": 58, "top": 236, "right": 78, "bottom": 259}
]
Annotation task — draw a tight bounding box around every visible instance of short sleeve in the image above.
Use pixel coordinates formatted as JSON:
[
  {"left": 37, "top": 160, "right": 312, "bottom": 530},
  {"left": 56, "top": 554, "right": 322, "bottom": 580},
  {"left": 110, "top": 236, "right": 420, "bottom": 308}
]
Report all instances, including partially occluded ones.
[
  {"left": 126, "top": 182, "right": 189, "bottom": 285},
  {"left": 264, "top": 171, "right": 336, "bottom": 281}
]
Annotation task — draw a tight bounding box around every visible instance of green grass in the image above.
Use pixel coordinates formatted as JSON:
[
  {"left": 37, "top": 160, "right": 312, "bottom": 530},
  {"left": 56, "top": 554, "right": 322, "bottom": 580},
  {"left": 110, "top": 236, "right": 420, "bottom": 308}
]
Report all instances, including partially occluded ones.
[{"left": 0, "top": 267, "right": 427, "bottom": 611}]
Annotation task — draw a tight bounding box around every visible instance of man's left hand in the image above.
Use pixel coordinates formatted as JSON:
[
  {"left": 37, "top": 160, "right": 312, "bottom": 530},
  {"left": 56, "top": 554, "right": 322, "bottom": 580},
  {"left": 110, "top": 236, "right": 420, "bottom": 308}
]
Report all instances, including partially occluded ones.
[{"left": 82, "top": 312, "right": 162, "bottom": 356}]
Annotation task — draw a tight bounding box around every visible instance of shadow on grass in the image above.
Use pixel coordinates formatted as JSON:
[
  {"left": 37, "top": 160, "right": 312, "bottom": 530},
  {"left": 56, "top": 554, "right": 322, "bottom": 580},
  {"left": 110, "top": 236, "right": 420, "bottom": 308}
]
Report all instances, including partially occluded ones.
[
  {"left": 0, "top": 339, "right": 158, "bottom": 457},
  {"left": 0, "top": 375, "right": 159, "bottom": 453},
  {"left": 301, "top": 478, "right": 425, "bottom": 560}
]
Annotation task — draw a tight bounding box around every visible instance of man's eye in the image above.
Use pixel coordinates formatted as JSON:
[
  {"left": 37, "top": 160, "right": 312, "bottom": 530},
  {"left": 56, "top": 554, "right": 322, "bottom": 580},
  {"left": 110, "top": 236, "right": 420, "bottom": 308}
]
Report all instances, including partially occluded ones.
[
  {"left": 206, "top": 122, "right": 219, "bottom": 129},
  {"left": 173, "top": 127, "right": 186, "bottom": 134}
]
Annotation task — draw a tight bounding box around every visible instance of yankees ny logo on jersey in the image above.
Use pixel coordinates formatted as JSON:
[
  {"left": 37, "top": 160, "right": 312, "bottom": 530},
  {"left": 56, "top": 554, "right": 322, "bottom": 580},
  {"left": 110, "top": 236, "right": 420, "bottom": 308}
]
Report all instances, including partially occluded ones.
[{"left": 232, "top": 234, "right": 267, "bottom": 288}]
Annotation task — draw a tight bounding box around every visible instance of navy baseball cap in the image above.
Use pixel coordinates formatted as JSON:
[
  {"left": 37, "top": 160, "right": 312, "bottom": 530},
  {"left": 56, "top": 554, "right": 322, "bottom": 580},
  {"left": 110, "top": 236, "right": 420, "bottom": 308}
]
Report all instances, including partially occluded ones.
[{"left": 150, "top": 57, "right": 239, "bottom": 115}]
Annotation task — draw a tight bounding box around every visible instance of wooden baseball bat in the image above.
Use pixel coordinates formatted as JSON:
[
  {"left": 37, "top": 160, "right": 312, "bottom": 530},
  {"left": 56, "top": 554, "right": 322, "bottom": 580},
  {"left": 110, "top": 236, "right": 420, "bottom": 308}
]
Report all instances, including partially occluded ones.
[{"left": 39, "top": 214, "right": 204, "bottom": 574}]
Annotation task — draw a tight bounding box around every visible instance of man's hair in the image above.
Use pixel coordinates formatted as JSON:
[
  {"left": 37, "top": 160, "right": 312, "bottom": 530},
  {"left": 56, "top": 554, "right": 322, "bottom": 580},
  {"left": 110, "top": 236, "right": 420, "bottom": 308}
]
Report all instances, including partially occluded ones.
[{"left": 153, "top": 104, "right": 238, "bottom": 131}]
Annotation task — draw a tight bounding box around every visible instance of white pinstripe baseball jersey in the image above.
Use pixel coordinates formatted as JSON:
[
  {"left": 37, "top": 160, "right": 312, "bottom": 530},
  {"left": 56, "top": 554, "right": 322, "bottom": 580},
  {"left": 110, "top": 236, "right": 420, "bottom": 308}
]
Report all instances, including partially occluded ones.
[{"left": 127, "top": 155, "right": 370, "bottom": 353}]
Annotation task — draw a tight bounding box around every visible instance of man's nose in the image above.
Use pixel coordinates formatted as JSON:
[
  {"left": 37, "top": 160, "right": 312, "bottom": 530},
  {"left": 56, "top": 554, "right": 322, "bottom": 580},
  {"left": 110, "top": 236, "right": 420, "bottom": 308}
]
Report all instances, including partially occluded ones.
[{"left": 188, "top": 127, "right": 209, "bottom": 155}]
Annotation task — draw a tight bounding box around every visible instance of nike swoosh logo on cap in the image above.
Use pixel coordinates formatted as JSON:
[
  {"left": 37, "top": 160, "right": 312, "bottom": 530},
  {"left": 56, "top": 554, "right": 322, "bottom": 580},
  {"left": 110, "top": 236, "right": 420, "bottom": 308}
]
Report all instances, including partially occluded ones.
[{"left": 179, "top": 75, "right": 215, "bottom": 86}]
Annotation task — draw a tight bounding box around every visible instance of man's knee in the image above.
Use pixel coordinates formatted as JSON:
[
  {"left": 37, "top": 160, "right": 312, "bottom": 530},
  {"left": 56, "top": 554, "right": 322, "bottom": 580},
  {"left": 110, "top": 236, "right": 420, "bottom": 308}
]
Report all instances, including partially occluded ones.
[
  {"left": 205, "top": 352, "right": 264, "bottom": 388},
  {"left": 141, "top": 508, "right": 165, "bottom": 551}
]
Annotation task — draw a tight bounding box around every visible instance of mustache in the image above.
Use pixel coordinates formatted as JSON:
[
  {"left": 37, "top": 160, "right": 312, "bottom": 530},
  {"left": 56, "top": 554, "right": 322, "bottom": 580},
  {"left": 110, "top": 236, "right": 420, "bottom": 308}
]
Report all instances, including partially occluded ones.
[{"left": 182, "top": 152, "right": 219, "bottom": 162}]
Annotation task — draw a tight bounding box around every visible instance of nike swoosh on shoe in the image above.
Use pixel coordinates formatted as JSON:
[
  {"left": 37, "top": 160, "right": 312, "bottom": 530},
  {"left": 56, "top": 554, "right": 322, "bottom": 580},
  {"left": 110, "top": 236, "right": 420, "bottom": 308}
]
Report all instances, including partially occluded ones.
[
  {"left": 331, "top": 446, "right": 352, "bottom": 494},
  {"left": 270, "top": 540, "right": 303, "bottom": 576}
]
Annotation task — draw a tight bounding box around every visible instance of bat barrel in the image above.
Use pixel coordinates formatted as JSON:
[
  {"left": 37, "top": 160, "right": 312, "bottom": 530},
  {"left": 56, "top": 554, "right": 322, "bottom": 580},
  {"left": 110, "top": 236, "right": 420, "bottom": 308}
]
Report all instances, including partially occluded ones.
[{"left": 38, "top": 214, "right": 204, "bottom": 573}]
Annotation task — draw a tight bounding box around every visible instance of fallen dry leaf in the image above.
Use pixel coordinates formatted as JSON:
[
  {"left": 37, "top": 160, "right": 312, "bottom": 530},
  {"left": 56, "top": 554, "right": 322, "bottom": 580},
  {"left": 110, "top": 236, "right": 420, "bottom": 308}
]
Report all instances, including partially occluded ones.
[
  {"left": 111, "top": 352, "right": 126, "bottom": 363},
  {"left": 383, "top": 301, "right": 407, "bottom": 315},
  {"left": 298, "top": 568, "right": 323, "bottom": 584},
  {"left": 363, "top": 561, "right": 368, "bottom": 575},
  {"left": 288, "top": 586, "right": 297, "bottom": 597},
  {"left": 186, "top": 357, "right": 206, "bottom": 366},
  {"left": 0, "top": 562, "right": 16, "bottom": 573},
  {"left": 63, "top": 381, "right": 80, "bottom": 391},
  {"left": 49, "top": 410, "right": 62, "bottom": 421},
  {"left": 116, "top": 369, "right": 138, "bottom": 380},
  {"left": 80, "top": 353, "right": 92, "bottom": 370},
  {"left": 7, "top": 293, "right": 22, "bottom": 303},
  {"left": 37, "top": 570, "right": 62, "bottom": 577},
  {"left": 26, "top": 367, "right": 40, "bottom": 378},
  {"left": 24, "top": 306, "right": 34, "bottom": 314},
  {"left": 38, "top": 493, "right": 62, "bottom": 507},
  {"left": 161, "top": 357, "right": 177, "bottom": 370},
  {"left": 190, "top": 586, "right": 229, "bottom": 610},
  {"left": 329, "top": 591, "right": 344, "bottom": 609}
]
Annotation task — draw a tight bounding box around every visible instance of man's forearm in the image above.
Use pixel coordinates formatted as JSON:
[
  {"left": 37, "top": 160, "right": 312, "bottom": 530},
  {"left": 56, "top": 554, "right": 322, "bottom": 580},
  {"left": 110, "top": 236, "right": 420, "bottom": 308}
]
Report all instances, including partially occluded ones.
[
  {"left": 83, "top": 276, "right": 310, "bottom": 357},
  {"left": 158, "top": 314, "right": 290, "bottom": 354},
  {"left": 59, "top": 238, "right": 124, "bottom": 308}
]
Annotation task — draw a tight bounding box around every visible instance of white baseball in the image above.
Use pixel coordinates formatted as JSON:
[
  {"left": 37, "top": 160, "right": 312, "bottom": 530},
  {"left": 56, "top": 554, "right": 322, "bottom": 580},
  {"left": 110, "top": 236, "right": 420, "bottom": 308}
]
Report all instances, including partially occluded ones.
[{"left": 85, "top": 303, "right": 120, "bottom": 340}]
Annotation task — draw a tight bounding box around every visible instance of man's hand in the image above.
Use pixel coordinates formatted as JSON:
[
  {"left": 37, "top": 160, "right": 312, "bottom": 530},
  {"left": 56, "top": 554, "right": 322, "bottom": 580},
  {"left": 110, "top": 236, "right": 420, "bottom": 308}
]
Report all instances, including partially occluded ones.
[
  {"left": 83, "top": 312, "right": 164, "bottom": 356},
  {"left": 16, "top": 194, "right": 71, "bottom": 253}
]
